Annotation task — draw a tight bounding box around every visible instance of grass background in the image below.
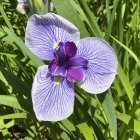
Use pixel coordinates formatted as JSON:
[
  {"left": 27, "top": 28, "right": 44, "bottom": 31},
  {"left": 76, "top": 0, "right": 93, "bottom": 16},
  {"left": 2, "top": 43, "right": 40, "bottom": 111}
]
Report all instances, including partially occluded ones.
[{"left": 0, "top": 0, "right": 140, "bottom": 139}]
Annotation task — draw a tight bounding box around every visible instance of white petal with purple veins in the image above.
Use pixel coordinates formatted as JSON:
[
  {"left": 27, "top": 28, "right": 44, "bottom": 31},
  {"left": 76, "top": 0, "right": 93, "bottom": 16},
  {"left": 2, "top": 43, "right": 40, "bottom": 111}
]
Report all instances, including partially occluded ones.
[
  {"left": 77, "top": 37, "right": 118, "bottom": 94},
  {"left": 32, "top": 65, "right": 74, "bottom": 121},
  {"left": 25, "top": 13, "right": 80, "bottom": 60}
]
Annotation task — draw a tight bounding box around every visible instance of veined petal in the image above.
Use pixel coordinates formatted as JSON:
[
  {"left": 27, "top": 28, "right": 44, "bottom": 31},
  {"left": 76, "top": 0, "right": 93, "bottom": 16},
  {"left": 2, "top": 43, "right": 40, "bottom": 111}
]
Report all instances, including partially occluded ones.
[
  {"left": 67, "top": 68, "right": 85, "bottom": 83},
  {"left": 48, "top": 59, "right": 58, "bottom": 73},
  {"left": 32, "top": 65, "right": 74, "bottom": 121},
  {"left": 25, "top": 13, "right": 80, "bottom": 60},
  {"left": 77, "top": 37, "right": 118, "bottom": 94}
]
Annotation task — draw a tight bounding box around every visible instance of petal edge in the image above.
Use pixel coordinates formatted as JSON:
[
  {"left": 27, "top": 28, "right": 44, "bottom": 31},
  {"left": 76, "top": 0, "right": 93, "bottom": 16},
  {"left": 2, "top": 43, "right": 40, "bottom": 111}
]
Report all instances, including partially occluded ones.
[
  {"left": 32, "top": 65, "right": 75, "bottom": 121},
  {"left": 25, "top": 13, "right": 80, "bottom": 60},
  {"left": 77, "top": 37, "right": 118, "bottom": 94}
]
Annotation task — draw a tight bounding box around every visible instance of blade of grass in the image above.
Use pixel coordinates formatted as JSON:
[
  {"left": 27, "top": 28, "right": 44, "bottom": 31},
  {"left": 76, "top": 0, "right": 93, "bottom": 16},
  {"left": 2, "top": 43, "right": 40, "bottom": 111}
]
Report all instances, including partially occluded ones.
[
  {"left": 77, "top": 122, "right": 94, "bottom": 140},
  {"left": 52, "top": 0, "right": 89, "bottom": 38},
  {"left": 117, "top": 113, "right": 140, "bottom": 136},
  {"left": 3, "top": 27, "right": 44, "bottom": 67},
  {"left": 105, "top": 0, "right": 119, "bottom": 40},
  {"left": 0, "top": 113, "right": 28, "bottom": 120},
  {"left": 117, "top": 64, "right": 134, "bottom": 105},
  {"left": 0, "top": 67, "right": 31, "bottom": 97},
  {"left": 111, "top": 36, "right": 140, "bottom": 67},
  {"left": 0, "top": 95, "right": 25, "bottom": 111},
  {"left": 0, "top": 4, "right": 14, "bottom": 32},
  {"left": 78, "top": 0, "right": 104, "bottom": 39},
  {"left": 106, "top": 0, "right": 111, "bottom": 23},
  {"left": 102, "top": 90, "right": 117, "bottom": 140}
]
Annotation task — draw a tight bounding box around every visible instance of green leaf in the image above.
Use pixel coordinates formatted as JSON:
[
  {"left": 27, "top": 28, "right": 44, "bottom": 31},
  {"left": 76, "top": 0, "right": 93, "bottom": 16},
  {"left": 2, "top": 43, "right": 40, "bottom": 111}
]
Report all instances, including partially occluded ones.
[
  {"left": 78, "top": 0, "right": 104, "bottom": 38},
  {"left": 0, "top": 4, "right": 14, "bottom": 32},
  {"left": 0, "top": 67, "right": 31, "bottom": 97},
  {"left": 117, "top": 64, "right": 134, "bottom": 105},
  {"left": 117, "top": 113, "right": 140, "bottom": 136},
  {"left": 60, "top": 119, "right": 76, "bottom": 132},
  {"left": 0, "top": 95, "right": 25, "bottom": 111},
  {"left": 111, "top": 36, "right": 140, "bottom": 67},
  {"left": 77, "top": 122, "right": 94, "bottom": 140},
  {"left": 0, "top": 52, "right": 17, "bottom": 58},
  {"left": 101, "top": 91, "right": 117, "bottom": 140},
  {"left": 52, "top": 0, "right": 90, "bottom": 38},
  {"left": 0, "top": 113, "right": 28, "bottom": 120},
  {"left": 3, "top": 26, "right": 44, "bottom": 67},
  {"left": 59, "top": 119, "right": 76, "bottom": 138},
  {"left": 105, "top": 0, "right": 119, "bottom": 40},
  {"left": 4, "top": 120, "right": 15, "bottom": 129},
  {"left": 32, "top": 0, "right": 44, "bottom": 14}
]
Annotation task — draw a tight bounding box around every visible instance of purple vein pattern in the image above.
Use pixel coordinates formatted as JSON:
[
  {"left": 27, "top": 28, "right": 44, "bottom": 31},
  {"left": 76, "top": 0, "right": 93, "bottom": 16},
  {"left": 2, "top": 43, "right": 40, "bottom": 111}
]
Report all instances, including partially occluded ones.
[{"left": 25, "top": 13, "right": 118, "bottom": 121}]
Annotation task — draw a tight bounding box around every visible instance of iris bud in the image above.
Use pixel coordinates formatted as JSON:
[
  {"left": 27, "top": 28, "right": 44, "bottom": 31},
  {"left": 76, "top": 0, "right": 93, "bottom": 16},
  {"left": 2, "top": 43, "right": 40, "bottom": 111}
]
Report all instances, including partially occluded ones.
[
  {"left": 16, "top": 0, "right": 29, "bottom": 15},
  {"left": 32, "top": 0, "right": 44, "bottom": 14}
]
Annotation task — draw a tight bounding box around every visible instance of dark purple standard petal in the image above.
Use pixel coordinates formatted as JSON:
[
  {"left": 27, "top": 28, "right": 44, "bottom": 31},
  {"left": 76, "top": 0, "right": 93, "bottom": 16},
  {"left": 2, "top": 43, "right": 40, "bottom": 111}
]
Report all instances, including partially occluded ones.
[
  {"left": 48, "top": 59, "right": 58, "bottom": 73},
  {"left": 67, "top": 68, "right": 85, "bottom": 83},
  {"left": 55, "top": 41, "right": 77, "bottom": 65},
  {"left": 56, "top": 43, "right": 66, "bottom": 66},
  {"left": 64, "top": 42, "right": 77, "bottom": 59}
]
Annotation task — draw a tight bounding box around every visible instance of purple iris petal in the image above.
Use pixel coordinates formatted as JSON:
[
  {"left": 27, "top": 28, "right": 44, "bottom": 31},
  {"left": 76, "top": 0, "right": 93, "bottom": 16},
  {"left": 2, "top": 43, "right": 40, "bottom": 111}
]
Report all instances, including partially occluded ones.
[
  {"left": 42, "top": 0, "right": 47, "bottom": 4},
  {"left": 67, "top": 68, "right": 85, "bottom": 83},
  {"left": 77, "top": 37, "right": 118, "bottom": 93},
  {"left": 25, "top": 13, "right": 80, "bottom": 60},
  {"left": 64, "top": 42, "right": 77, "bottom": 59},
  {"left": 55, "top": 41, "right": 77, "bottom": 65},
  {"left": 32, "top": 65, "right": 74, "bottom": 121},
  {"left": 48, "top": 59, "right": 58, "bottom": 73},
  {"left": 50, "top": 41, "right": 88, "bottom": 79},
  {"left": 56, "top": 43, "right": 66, "bottom": 66},
  {"left": 66, "top": 57, "right": 88, "bottom": 68},
  {"left": 54, "top": 66, "right": 67, "bottom": 77}
]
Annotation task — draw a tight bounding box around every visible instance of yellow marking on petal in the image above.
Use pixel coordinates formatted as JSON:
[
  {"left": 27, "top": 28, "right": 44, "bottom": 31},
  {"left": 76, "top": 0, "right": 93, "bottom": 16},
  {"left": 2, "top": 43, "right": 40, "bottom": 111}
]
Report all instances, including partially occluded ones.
[
  {"left": 53, "top": 43, "right": 58, "bottom": 49},
  {"left": 54, "top": 76, "right": 63, "bottom": 85}
]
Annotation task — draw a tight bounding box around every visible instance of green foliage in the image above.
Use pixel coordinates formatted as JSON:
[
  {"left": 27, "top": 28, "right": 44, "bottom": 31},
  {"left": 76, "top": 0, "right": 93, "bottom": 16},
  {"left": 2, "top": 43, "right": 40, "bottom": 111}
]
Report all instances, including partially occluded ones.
[{"left": 0, "top": 0, "right": 140, "bottom": 139}]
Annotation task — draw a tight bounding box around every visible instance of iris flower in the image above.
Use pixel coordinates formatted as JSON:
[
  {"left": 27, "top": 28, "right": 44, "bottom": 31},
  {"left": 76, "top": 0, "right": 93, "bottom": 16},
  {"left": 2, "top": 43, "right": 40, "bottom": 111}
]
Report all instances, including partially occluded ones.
[
  {"left": 25, "top": 13, "right": 118, "bottom": 121},
  {"left": 16, "top": 0, "right": 29, "bottom": 15},
  {"left": 16, "top": 0, "right": 47, "bottom": 15}
]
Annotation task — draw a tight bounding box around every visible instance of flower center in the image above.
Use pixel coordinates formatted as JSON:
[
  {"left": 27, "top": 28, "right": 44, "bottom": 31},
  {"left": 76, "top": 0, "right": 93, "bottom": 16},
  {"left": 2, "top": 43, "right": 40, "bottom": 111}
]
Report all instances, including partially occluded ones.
[
  {"left": 54, "top": 76, "right": 63, "bottom": 85},
  {"left": 48, "top": 41, "right": 88, "bottom": 83}
]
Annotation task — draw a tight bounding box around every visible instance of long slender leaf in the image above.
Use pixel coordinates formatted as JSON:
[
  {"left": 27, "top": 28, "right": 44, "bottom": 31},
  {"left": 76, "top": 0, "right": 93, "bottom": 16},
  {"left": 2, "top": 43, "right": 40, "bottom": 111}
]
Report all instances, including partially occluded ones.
[
  {"left": 102, "top": 91, "right": 117, "bottom": 140},
  {"left": 52, "top": 0, "right": 89, "bottom": 38},
  {"left": 117, "top": 64, "right": 134, "bottom": 105},
  {"left": 77, "top": 122, "right": 94, "bottom": 140},
  {"left": 78, "top": 0, "right": 104, "bottom": 38},
  {"left": 0, "top": 95, "right": 25, "bottom": 111},
  {"left": 3, "top": 27, "right": 44, "bottom": 67},
  {"left": 0, "top": 113, "right": 28, "bottom": 120}
]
